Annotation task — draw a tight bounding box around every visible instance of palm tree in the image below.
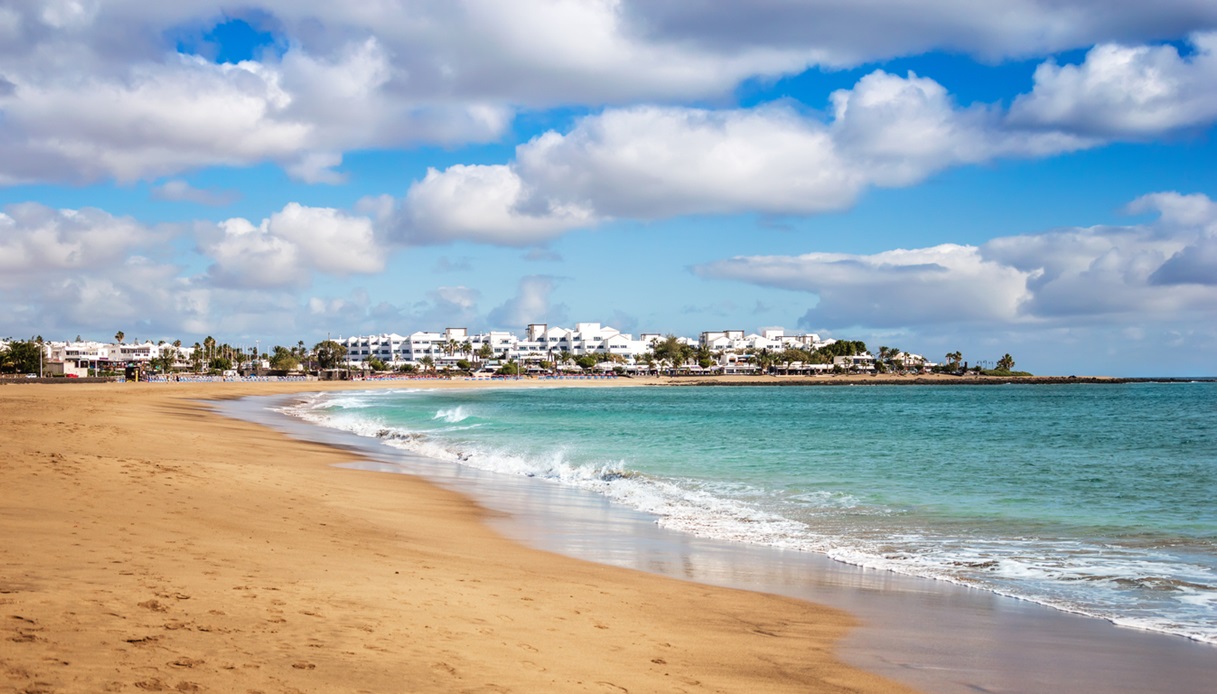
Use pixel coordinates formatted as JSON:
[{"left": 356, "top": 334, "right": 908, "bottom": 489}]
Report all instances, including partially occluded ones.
[
  {"left": 946, "top": 351, "right": 963, "bottom": 368},
  {"left": 997, "top": 354, "right": 1015, "bottom": 371},
  {"left": 419, "top": 355, "right": 435, "bottom": 375},
  {"left": 114, "top": 330, "right": 125, "bottom": 344}
]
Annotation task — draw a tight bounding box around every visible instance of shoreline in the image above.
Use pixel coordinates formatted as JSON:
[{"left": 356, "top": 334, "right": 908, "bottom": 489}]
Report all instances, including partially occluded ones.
[
  {"left": 7, "top": 371, "right": 1211, "bottom": 390},
  {"left": 242, "top": 383, "right": 1217, "bottom": 694},
  {"left": 0, "top": 381, "right": 910, "bottom": 693}
]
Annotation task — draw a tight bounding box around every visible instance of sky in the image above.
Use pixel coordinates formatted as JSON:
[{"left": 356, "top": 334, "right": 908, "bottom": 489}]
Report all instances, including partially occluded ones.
[{"left": 2, "top": 1, "right": 1217, "bottom": 376}]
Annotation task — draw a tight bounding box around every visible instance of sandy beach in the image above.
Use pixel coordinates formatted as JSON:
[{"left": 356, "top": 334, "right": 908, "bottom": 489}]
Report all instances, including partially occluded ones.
[{"left": 0, "top": 380, "right": 913, "bottom": 693}]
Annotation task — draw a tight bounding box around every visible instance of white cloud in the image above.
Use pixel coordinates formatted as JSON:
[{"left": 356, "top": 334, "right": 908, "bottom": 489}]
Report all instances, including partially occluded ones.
[
  {"left": 487, "top": 275, "right": 567, "bottom": 329},
  {"left": 696, "top": 244, "right": 1031, "bottom": 327},
  {"left": 396, "top": 70, "right": 1093, "bottom": 244},
  {"left": 0, "top": 37, "right": 509, "bottom": 184},
  {"left": 695, "top": 191, "right": 1217, "bottom": 328},
  {"left": 395, "top": 164, "right": 598, "bottom": 246},
  {"left": 201, "top": 203, "right": 383, "bottom": 288},
  {"left": 0, "top": 202, "right": 161, "bottom": 276},
  {"left": 2, "top": 2, "right": 1214, "bottom": 184},
  {"left": 515, "top": 104, "right": 860, "bottom": 219},
  {"left": 431, "top": 285, "right": 479, "bottom": 311},
  {"left": 1009, "top": 32, "right": 1217, "bottom": 137},
  {"left": 1126, "top": 191, "right": 1217, "bottom": 228},
  {"left": 623, "top": 1, "right": 1217, "bottom": 66},
  {"left": 0, "top": 200, "right": 400, "bottom": 342},
  {"left": 151, "top": 179, "right": 239, "bottom": 206}
]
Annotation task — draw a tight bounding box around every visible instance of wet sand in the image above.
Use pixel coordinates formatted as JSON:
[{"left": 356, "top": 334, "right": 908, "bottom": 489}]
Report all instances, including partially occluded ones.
[
  {"left": 0, "top": 380, "right": 908, "bottom": 693},
  {"left": 230, "top": 387, "right": 1217, "bottom": 694}
]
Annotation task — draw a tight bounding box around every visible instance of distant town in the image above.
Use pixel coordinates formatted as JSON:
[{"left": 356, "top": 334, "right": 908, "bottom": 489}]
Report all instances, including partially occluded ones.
[{"left": 1, "top": 323, "right": 1021, "bottom": 379}]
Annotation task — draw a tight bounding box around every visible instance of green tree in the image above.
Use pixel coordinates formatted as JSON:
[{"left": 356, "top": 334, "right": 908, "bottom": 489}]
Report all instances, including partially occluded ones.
[
  {"left": 313, "top": 340, "right": 347, "bottom": 370},
  {"left": 190, "top": 342, "right": 203, "bottom": 372},
  {"left": 270, "top": 345, "right": 301, "bottom": 371},
  {"left": 202, "top": 336, "right": 216, "bottom": 366},
  {"left": 815, "top": 340, "right": 868, "bottom": 360},
  {"left": 419, "top": 355, "right": 435, "bottom": 374},
  {"left": 151, "top": 344, "right": 177, "bottom": 373},
  {"left": 997, "top": 353, "right": 1015, "bottom": 371},
  {"left": 640, "top": 352, "right": 655, "bottom": 374},
  {"left": 114, "top": 330, "right": 125, "bottom": 344},
  {"left": 754, "top": 349, "right": 775, "bottom": 375},
  {"left": 367, "top": 356, "right": 388, "bottom": 372},
  {"left": 0, "top": 338, "right": 43, "bottom": 374},
  {"left": 652, "top": 335, "right": 694, "bottom": 374}
]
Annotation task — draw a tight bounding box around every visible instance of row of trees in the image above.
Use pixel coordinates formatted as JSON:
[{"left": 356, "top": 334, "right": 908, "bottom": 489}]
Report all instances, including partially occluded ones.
[
  {"left": 20, "top": 330, "right": 1019, "bottom": 378},
  {"left": 0, "top": 337, "right": 43, "bottom": 374},
  {"left": 937, "top": 350, "right": 1017, "bottom": 373}
]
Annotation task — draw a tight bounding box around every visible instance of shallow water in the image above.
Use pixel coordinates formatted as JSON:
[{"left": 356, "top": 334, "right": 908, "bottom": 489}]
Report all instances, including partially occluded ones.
[
  {"left": 218, "top": 387, "right": 1217, "bottom": 693},
  {"left": 283, "top": 383, "right": 1217, "bottom": 645}
]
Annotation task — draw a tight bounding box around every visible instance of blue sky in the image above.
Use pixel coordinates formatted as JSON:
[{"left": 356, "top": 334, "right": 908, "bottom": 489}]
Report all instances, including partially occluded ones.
[{"left": 2, "top": 2, "right": 1217, "bottom": 376}]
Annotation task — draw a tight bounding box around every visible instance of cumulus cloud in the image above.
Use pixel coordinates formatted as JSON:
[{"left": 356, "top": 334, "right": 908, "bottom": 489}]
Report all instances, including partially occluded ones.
[
  {"left": 695, "top": 191, "right": 1217, "bottom": 328},
  {"left": 200, "top": 203, "right": 384, "bottom": 288},
  {"left": 0, "top": 36, "right": 509, "bottom": 184},
  {"left": 487, "top": 275, "right": 567, "bottom": 328},
  {"left": 625, "top": 0, "right": 1217, "bottom": 66},
  {"left": 1009, "top": 32, "right": 1217, "bottom": 137},
  {"left": 0, "top": 203, "right": 218, "bottom": 339},
  {"left": 151, "top": 179, "right": 239, "bottom": 206},
  {"left": 394, "top": 164, "right": 598, "bottom": 246},
  {"left": 0, "top": 201, "right": 398, "bottom": 342},
  {"left": 392, "top": 69, "right": 1094, "bottom": 244},
  {"left": 2, "top": 2, "right": 1215, "bottom": 184},
  {"left": 0, "top": 202, "right": 162, "bottom": 277},
  {"left": 697, "top": 245, "right": 1031, "bottom": 327}
]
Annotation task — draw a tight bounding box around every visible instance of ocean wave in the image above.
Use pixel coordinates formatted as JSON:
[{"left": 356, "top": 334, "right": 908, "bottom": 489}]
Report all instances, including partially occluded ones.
[
  {"left": 433, "top": 406, "right": 471, "bottom": 423},
  {"left": 281, "top": 390, "right": 1217, "bottom": 646}
]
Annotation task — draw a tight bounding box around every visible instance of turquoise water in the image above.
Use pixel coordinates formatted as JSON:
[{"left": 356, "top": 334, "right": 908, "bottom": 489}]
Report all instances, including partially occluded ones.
[{"left": 287, "top": 383, "right": 1217, "bottom": 643}]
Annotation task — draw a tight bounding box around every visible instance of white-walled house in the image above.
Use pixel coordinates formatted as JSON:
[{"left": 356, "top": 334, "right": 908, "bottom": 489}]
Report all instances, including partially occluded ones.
[
  {"left": 337, "top": 323, "right": 681, "bottom": 370},
  {"left": 42, "top": 340, "right": 192, "bottom": 375},
  {"left": 699, "top": 328, "right": 832, "bottom": 353}
]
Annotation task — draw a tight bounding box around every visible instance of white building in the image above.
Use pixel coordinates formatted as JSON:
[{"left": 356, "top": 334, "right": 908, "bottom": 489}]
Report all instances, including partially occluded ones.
[
  {"left": 42, "top": 340, "right": 193, "bottom": 375},
  {"left": 338, "top": 323, "right": 678, "bottom": 370},
  {"left": 699, "top": 328, "right": 833, "bottom": 353}
]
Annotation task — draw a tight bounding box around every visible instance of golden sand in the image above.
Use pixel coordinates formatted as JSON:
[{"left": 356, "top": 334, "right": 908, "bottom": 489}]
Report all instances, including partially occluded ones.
[{"left": 0, "top": 381, "right": 914, "bottom": 693}]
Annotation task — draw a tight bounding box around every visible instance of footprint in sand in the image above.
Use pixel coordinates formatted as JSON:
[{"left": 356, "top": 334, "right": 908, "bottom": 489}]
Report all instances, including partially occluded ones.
[{"left": 138, "top": 600, "right": 169, "bottom": 612}]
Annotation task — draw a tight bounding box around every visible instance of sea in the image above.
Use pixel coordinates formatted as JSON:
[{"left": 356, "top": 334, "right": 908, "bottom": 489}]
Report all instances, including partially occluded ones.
[{"left": 279, "top": 382, "right": 1217, "bottom": 646}]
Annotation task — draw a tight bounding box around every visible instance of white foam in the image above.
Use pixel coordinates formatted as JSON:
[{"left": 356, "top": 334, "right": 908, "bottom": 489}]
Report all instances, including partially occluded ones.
[
  {"left": 433, "top": 406, "right": 471, "bottom": 423},
  {"left": 280, "top": 390, "right": 1217, "bottom": 646}
]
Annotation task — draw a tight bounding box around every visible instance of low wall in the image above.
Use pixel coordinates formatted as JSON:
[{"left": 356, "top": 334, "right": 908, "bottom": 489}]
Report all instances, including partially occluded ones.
[{"left": 0, "top": 377, "right": 117, "bottom": 385}]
